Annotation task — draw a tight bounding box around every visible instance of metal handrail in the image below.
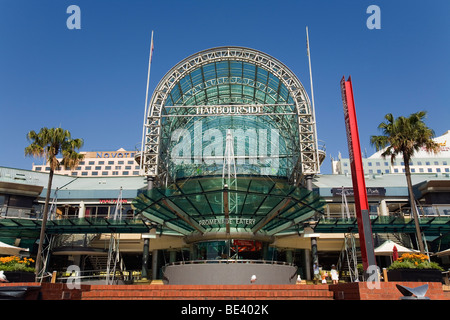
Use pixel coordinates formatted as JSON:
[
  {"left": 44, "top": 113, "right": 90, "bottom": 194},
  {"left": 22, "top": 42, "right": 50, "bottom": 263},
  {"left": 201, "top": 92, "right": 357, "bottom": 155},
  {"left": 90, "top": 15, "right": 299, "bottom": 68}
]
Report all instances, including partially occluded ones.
[{"left": 164, "top": 259, "right": 294, "bottom": 267}]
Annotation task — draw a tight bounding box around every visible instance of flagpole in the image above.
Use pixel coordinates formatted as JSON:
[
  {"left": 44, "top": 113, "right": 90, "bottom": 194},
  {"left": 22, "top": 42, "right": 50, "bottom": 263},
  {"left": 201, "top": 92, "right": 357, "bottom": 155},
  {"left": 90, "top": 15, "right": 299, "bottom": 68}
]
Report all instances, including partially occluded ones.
[
  {"left": 140, "top": 30, "right": 154, "bottom": 174},
  {"left": 306, "top": 26, "right": 320, "bottom": 173}
]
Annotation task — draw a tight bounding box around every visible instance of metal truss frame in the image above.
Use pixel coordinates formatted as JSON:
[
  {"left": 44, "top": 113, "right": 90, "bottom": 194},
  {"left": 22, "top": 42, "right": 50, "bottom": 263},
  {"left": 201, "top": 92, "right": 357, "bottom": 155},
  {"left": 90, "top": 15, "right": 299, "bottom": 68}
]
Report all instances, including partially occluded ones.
[{"left": 141, "top": 46, "right": 319, "bottom": 185}]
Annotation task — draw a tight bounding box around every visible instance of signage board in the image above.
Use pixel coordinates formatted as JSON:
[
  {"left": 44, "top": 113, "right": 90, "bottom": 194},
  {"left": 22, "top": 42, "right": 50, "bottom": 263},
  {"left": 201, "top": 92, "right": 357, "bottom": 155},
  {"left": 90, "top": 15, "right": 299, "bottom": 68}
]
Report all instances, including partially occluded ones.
[{"left": 332, "top": 187, "right": 386, "bottom": 197}]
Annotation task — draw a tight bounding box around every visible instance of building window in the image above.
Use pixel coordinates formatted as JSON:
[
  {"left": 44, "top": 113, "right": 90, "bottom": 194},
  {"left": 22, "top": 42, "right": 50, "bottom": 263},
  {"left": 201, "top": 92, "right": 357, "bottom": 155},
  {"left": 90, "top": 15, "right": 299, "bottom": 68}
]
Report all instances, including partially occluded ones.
[
  {"left": 411, "top": 169, "right": 416, "bottom": 173},
  {"left": 384, "top": 162, "right": 389, "bottom": 166},
  {"left": 133, "top": 171, "right": 139, "bottom": 175},
  {"left": 125, "top": 166, "right": 131, "bottom": 170},
  {"left": 45, "top": 167, "right": 50, "bottom": 171},
  {"left": 95, "top": 166, "right": 101, "bottom": 170},
  {"left": 71, "top": 172, "right": 78, "bottom": 176},
  {"left": 376, "top": 162, "right": 380, "bottom": 166},
  {"left": 445, "top": 168, "right": 449, "bottom": 173},
  {"left": 128, "top": 160, "right": 134, "bottom": 165},
  {"left": 434, "top": 161, "right": 439, "bottom": 165},
  {"left": 426, "top": 162, "right": 430, "bottom": 166},
  {"left": 82, "top": 172, "right": 88, "bottom": 176},
  {"left": 118, "top": 161, "right": 124, "bottom": 165},
  {"left": 428, "top": 168, "right": 433, "bottom": 173},
  {"left": 98, "top": 161, "right": 105, "bottom": 165},
  {"left": 385, "top": 170, "right": 389, "bottom": 174},
  {"left": 92, "top": 172, "right": 98, "bottom": 176},
  {"left": 102, "top": 171, "right": 108, "bottom": 176},
  {"left": 394, "top": 169, "right": 399, "bottom": 173},
  {"left": 437, "top": 168, "right": 441, "bottom": 173},
  {"left": 417, "top": 161, "right": 422, "bottom": 165},
  {"left": 112, "top": 171, "right": 119, "bottom": 175},
  {"left": 443, "top": 161, "right": 448, "bottom": 165},
  {"left": 377, "top": 169, "right": 381, "bottom": 174},
  {"left": 135, "top": 166, "right": 140, "bottom": 170},
  {"left": 108, "top": 161, "right": 114, "bottom": 165},
  {"left": 89, "top": 161, "right": 95, "bottom": 165},
  {"left": 368, "top": 162, "right": 372, "bottom": 166},
  {"left": 419, "top": 168, "right": 424, "bottom": 173},
  {"left": 115, "top": 166, "right": 121, "bottom": 170},
  {"left": 79, "top": 161, "right": 85, "bottom": 165},
  {"left": 369, "top": 169, "right": 373, "bottom": 173},
  {"left": 85, "top": 166, "right": 91, "bottom": 170},
  {"left": 76, "top": 166, "right": 81, "bottom": 170},
  {"left": 35, "top": 167, "right": 42, "bottom": 171},
  {"left": 105, "top": 166, "right": 111, "bottom": 170},
  {"left": 123, "top": 171, "right": 129, "bottom": 175}
]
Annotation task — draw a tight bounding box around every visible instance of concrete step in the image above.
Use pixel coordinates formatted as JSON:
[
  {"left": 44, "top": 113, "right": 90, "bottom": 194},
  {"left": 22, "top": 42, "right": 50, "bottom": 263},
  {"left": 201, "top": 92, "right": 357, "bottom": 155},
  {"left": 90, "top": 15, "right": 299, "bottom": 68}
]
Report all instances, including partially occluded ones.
[{"left": 81, "top": 284, "right": 334, "bottom": 300}]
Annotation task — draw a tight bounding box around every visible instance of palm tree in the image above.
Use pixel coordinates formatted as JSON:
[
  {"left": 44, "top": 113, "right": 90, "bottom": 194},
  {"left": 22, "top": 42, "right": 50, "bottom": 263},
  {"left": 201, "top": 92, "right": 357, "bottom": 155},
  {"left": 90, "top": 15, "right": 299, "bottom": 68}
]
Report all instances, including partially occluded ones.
[
  {"left": 25, "top": 127, "right": 84, "bottom": 281},
  {"left": 370, "top": 111, "right": 439, "bottom": 253}
]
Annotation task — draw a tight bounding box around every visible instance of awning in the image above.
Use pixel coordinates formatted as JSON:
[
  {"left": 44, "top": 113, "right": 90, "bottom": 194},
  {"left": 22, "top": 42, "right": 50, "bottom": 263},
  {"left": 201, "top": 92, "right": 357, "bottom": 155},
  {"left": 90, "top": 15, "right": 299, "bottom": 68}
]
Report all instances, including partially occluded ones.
[
  {"left": 133, "top": 177, "right": 326, "bottom": 236},
  {"left": 314, "top": 216, "right": 450, "bottom": 235}
]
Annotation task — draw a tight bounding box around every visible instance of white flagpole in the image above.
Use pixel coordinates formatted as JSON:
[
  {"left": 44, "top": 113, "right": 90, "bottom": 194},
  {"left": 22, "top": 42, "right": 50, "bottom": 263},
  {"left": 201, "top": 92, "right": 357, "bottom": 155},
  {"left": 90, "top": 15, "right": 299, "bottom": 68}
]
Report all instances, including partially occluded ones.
[
  {"left": 140, "top": 30, "right": 154, "bottom": 175},
  {"left": 306, "top": 26, "right": 320, "bottom": 173}
]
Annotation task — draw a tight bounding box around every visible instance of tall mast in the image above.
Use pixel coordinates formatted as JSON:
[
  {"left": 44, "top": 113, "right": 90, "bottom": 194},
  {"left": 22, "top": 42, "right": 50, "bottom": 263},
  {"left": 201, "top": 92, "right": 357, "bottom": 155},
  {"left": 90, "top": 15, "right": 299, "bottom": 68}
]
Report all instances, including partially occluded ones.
[
  {"left": 140, "top": 31, "right": 155, "bottom": 174},
  {"left": 306, "top": 26, "right": 320, "bottom": 173}
]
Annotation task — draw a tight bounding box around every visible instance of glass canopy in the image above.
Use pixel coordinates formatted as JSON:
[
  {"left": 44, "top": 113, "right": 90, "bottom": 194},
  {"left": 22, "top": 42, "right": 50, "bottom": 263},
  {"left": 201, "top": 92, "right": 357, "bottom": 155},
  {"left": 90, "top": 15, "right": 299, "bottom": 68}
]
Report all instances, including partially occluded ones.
[{"left": 133, "top": 177, "right": 326, "bottom": 236}]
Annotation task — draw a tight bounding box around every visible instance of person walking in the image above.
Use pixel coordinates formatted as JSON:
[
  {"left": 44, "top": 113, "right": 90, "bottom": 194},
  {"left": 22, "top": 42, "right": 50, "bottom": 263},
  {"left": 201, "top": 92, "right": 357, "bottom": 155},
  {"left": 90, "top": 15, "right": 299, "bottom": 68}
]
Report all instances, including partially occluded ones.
[{"left": 330, "top": 264, "right": 339, "bottom": 284}]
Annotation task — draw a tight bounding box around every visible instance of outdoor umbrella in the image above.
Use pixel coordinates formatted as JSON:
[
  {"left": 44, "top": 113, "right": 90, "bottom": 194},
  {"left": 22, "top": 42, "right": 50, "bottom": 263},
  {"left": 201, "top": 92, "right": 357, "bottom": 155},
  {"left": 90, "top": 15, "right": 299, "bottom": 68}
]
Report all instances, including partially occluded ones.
[
  {"left": 374, "top": 240, "right": 419, "bottom": 256},
  {"left": 434, "top": 248, "right": 450, "bottom": 257},
  {"left": 0, "top": 241, "right": 29, "bottom": 256}
]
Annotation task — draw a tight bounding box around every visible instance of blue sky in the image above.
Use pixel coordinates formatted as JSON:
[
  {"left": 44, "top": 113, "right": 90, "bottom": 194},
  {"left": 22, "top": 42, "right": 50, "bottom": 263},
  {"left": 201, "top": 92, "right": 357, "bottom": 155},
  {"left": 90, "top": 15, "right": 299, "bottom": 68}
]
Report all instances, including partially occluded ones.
[{"left": 1, "top": 0, "right": 449, "bottom": 174}]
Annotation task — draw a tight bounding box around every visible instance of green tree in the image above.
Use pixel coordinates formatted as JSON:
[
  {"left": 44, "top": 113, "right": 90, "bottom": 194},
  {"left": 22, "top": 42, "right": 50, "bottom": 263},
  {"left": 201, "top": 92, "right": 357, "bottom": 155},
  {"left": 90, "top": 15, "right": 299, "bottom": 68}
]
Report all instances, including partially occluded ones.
[
  {"left": 370, "top": 111, "right": 439, "bottom": 253},
  {"left": 25, "top": 127, "right": 84, "bottom": 280}
]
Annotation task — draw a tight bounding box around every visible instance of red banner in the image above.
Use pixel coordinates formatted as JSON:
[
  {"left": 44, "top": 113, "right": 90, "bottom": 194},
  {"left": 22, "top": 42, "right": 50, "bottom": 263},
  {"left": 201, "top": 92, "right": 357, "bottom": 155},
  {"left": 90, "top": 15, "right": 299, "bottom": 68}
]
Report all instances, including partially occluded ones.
[{"left": 341, "top": 76, "right": 376, "bottom": 271}]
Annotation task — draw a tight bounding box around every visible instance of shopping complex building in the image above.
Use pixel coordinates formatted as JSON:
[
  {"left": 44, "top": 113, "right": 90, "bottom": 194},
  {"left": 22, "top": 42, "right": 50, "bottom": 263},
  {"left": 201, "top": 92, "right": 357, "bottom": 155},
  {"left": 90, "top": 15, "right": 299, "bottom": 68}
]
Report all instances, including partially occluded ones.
[{"left": 1, "top": 46, "right": 450, "bottom": 285}]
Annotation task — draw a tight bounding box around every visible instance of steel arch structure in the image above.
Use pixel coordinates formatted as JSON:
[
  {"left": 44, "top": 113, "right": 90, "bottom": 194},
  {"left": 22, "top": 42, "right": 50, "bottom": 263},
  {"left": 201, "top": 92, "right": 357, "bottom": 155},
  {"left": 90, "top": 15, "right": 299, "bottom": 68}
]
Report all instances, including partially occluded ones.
[{"left": 141, "top": 46, "right": 319, "bottom": 186}]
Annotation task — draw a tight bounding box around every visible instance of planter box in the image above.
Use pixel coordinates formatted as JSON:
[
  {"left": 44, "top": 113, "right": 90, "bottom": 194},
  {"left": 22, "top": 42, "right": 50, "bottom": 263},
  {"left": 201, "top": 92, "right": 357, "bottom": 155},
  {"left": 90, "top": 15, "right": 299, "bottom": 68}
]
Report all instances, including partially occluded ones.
[
  {"left": 4, "top": 271, "right": 36, "bottom": 283},
  {"left": 388, "top": 269, "right": 443, "bottom": 282}
]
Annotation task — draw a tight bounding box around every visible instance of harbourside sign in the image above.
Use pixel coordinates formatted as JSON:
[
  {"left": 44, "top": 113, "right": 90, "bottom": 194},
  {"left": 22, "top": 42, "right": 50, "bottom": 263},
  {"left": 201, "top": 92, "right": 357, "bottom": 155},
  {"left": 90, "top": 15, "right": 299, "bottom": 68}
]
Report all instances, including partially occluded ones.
[{"left": 195, "top": 105, "right": 263, "bottom": 115}]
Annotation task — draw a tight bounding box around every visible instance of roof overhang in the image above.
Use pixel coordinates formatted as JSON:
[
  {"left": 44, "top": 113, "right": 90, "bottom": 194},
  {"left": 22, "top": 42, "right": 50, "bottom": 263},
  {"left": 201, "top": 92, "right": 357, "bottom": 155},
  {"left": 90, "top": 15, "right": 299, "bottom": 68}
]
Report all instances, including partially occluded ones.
[{"left": 133, "top": 177, "right": 325, "bottom": 237}]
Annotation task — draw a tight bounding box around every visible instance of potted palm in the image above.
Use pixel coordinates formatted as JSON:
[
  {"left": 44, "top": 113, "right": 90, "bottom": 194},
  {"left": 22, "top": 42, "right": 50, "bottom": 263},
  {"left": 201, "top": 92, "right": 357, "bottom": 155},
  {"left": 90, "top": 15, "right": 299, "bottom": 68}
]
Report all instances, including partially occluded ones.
[
  {"left": 387, "top": 253, "right": 444, "bottom": 282},
  {"left": 0, "top": 256, "right": 36, "bottom": 282}
]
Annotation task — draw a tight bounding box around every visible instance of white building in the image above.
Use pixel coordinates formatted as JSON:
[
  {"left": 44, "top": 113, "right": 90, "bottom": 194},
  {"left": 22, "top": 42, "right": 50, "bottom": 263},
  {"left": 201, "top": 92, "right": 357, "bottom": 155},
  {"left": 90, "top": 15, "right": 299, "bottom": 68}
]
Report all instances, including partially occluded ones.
[
  {"left": 32, "top": 148, "right": 141, "bottom": 177},
  {"left": 332, "top": 130, "right": 450, "bottom": 175}
]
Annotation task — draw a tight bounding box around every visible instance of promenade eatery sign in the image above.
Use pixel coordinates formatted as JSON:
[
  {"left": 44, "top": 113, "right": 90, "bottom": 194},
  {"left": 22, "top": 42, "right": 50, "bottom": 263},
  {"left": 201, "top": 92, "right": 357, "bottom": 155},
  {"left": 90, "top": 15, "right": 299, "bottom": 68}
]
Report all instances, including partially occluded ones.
[{"left": 134, "top": 46, "right": 324, "bottom": 244}]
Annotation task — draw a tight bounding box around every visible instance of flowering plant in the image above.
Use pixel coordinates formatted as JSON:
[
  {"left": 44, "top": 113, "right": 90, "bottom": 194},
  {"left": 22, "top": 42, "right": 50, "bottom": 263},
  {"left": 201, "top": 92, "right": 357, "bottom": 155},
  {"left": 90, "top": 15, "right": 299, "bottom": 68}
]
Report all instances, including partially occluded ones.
[
  {"left": 388, "top": 253, "right": 443, "bottom": 271},
  {"left": 0, "top": 256, "right": 35, "bottom": 272}
]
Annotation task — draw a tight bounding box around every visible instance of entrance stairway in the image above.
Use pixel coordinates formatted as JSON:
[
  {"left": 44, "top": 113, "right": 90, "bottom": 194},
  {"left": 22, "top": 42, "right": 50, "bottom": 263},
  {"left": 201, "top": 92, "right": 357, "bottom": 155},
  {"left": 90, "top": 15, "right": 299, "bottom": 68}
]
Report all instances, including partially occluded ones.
[{"left": 81, "top": 284, "right": 334, "bottom": 300}]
